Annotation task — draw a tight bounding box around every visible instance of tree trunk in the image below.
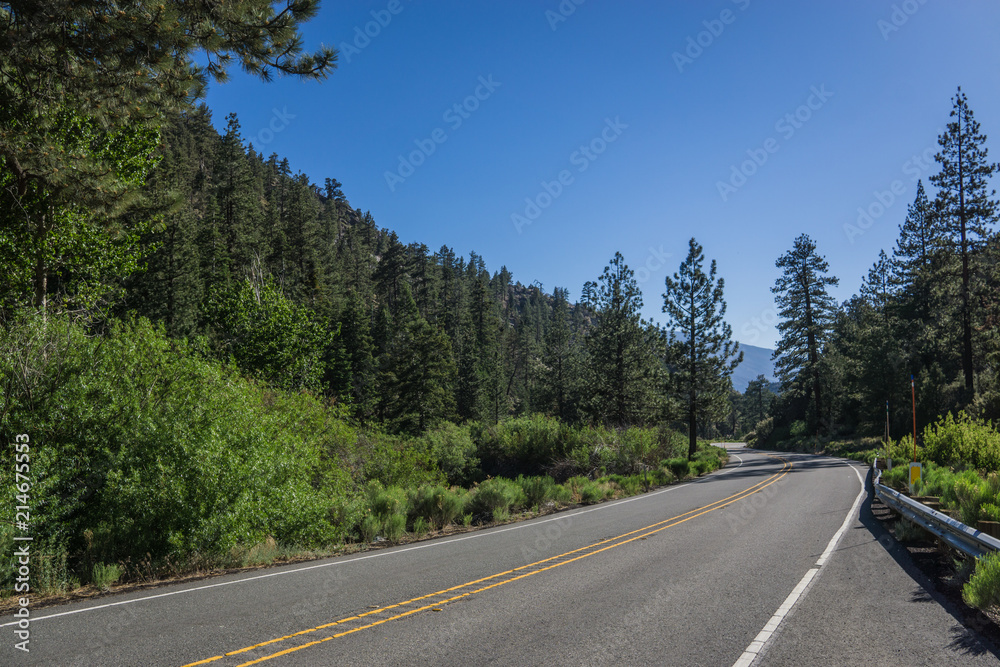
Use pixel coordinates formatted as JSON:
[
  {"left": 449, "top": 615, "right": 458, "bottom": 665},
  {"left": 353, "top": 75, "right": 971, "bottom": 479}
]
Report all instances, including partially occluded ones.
[{"left": 958, "top": 113, "right": 974, "bottom": 397}]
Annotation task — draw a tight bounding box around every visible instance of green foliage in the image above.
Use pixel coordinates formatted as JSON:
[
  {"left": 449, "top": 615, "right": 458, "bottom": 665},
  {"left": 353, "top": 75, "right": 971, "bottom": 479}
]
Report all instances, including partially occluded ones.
[
  {"left": 411, "top": 517, "right": 431, "bottom": 536},
  {"left": 407, "top": 485, "right": 466, "bottom": 529},
  {"left": 922, "top": 412, "right": 1000, "bottom": 472},
  {"left": 582, "top": 252, "right": 664, "bottom": 426},
  {"left": 579, "top": 481, "right": 611, "bottom": 504},
  {"left": 421, "top": 422, "right": 481, "bottom": 486},
  {"left": 0, "top": 313, "right": 351, "bottom": 593},
  {"left": 352, "top": 432, "right": 445, "bottom": 489},
  {"left": 91, "top": 562, "right": 123, "bottom": 590},
  {"left": 468, "top": 478, "right": 527, "bottom": 521},
  {"left": 666, "top": 458, "right": 691, "bottom": 479},
  {"left": 663, "top": 238, "right": 743, "bottom": 459},
  {"left": 209, "top": 277, "right": 327, "bottom": 391},
  {"left": 953, "top": 474, "right": 1000, "bottom": 526},
  {"left": 384, "top": 514, "right": 407, "bottom": 542},
  {"left": 964, "top": 552, "right": 1000, "bottom": 610},
  {"left": 518, "top": 475, "right": 557, "bottom": 507}
]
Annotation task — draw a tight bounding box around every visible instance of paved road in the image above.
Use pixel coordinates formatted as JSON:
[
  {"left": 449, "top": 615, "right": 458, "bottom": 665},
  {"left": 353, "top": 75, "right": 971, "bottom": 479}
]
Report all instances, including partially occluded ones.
[{"left": 4, "top": 447, "right": 998, "bottom": 666}]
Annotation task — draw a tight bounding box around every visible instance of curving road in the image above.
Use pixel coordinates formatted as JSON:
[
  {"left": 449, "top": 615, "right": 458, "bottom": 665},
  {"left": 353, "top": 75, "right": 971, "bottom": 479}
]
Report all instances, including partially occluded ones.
[{"left": 3, "top": 446, "right": 998, "bottom": 666}]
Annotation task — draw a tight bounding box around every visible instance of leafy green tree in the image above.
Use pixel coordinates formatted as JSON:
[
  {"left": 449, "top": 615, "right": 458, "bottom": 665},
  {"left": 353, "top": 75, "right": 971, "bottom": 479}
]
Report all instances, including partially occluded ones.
[
  {"left": 929, "top": 87, "right": 999, "bottom": 397},
  {"left": 772, "top": 234, "right": 839, "bottom": 433},
  {"left": 662, "top": 238, "right": 742, "bottom": 459},
  {"left": 210, "top": 275, "right": 327, "bottom": 392},
  {"left": 584, "top": 252, "right": 662, "bottom": 426}
]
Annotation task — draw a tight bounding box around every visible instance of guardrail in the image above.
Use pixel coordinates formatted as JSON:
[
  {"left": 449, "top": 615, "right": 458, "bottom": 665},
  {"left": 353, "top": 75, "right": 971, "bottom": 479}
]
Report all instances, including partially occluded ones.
[{"left": 872, "top": 458, "right": 1000, "bottom": 559}]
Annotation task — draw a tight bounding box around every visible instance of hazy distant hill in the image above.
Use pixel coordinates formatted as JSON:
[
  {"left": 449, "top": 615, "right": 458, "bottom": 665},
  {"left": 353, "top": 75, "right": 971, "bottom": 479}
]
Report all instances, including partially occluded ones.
[{"left": 731, "top": 343, "right": 775, "bottom": 393}]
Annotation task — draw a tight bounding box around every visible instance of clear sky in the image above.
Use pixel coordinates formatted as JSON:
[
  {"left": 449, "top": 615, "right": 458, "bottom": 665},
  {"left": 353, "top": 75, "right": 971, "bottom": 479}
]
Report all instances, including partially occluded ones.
[{"left": 201, "top": 1, "right": 1000, "bottom": 349}]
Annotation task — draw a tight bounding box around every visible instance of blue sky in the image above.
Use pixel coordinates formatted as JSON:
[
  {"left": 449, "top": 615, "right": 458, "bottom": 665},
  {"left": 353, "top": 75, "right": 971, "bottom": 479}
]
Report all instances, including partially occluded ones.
[{"left": 202, "top": 1, "right": 1000, "bottom": 349}]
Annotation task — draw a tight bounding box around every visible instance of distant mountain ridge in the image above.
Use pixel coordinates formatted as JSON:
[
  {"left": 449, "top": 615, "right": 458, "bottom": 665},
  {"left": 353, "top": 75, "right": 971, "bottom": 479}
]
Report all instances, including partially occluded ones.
[{"left": 731, "top": 343, "right": 775, "bottom": 393}]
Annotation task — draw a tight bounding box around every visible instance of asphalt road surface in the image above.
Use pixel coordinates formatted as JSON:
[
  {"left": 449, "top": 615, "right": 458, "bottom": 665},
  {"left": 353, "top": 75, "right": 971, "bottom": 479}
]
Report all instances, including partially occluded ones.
[{"left": 4, "top": 446, "right": 998, "bottom": 666}]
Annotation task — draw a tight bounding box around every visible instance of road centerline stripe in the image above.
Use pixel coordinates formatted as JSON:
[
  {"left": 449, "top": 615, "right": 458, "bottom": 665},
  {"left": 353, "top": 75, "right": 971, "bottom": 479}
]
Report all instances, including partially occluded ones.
[
  {"left": 182, "top": 453, "right": 791, "bottom": 667},
  {"left": 0, "top": 449, "right": 759, "bottom": 630}
]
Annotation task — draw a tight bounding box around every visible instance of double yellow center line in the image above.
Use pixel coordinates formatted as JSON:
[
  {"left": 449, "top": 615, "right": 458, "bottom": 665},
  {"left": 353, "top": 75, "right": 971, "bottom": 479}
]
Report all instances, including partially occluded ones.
[{"left": 183, "top": 454, "right": 791, "bottom": 667}]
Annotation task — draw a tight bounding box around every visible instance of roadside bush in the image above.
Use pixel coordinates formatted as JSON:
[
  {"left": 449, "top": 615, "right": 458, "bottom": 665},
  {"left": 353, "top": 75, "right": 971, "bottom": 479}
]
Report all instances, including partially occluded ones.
[
  {"left": 923, "top": 412, "right": 1000, "bottom": 472},
  {"left": 421, "top": 422, "right": 481, "bottom": 486},
  {"left": 468, "top": 478, "right": 526, "bottom": 521},
  {"left": 579, "top": 481, "right": 611, "bottom": 504},
  {"left": 518, "top": 475, "right": 556, "bottom": 507},
  {"left": 964, "top": 552, "right": 1000, "bottom": 610},
  {"left": 666, "top": 458, "right": 690, "bottom": 479},
  {"left": 408, "top": 485, "right": 465, "bottom": 529},
  {"left": 954, "top": 474, "right": 1000, "bottom": 526}
]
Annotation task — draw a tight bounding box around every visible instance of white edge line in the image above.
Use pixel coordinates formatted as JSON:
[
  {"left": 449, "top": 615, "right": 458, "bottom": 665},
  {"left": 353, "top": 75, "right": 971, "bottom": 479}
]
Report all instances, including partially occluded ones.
[
  {"left": 1, "top": 448, "right": 754, "bottom": 627},
  {"left": 731, "top": 457, "right": 866, "bottom": 667}
]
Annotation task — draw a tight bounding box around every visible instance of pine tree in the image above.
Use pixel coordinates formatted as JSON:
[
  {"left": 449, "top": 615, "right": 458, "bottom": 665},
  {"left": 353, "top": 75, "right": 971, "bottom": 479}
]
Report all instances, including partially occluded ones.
[
  {"left": 662, "top": 238, "right": 742, "bottom": 459},
  {"left": 772, "top": 235, "right": 839, "bottom": 433},
  {"left": 540, "top": 287, "right": 583, "bottom": 422},
  {"left": 929, "top": 87, "right": 1000, "bottom": 397},
  {"left": 585, "top": 252, "right": 662, "bottom": 426},
  {"left": 384, "top": 284, "right": 457, "bottom": 433}
]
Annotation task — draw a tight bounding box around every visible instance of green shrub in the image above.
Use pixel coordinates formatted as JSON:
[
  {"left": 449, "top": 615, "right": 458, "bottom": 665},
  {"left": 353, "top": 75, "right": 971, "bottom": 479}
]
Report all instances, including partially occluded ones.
[
  {"left": 411, "top": 517, "right": 430, "bottom": 536},
  {"left": 924, "top": 412, "right": 1000, "bottom": 472},
  {"left": 608, "top": 474, "right": 642, "bottom": 496},
  {"left": 421, "top": 422, "right": 481, "bottom": 486},
  {"left": 408, "top": 485, "right": 465, "bottom": 529},
  {"left": 666, "top": 458, "right": 690, "bottom": 479},
  {"left": 468, "top": 478, "right": 526, "bottom": 520},
  {"left": 368, "top": 485, "right": 410, "bottom": 521},
  {"left": 981, "top": 503, "right": 1000, "bottom": 523},
  {"left": 91, "top": 562, "right": 123, "bottom": 590},
  {"left": 579, "top": 481, "right": 610, "bottom": 504},
  {"left": 954, "top": 474, "right": 1000, "bottom": 526},
  {"left": 384, "top": 513, "right": 407, "bottom": 542},
  {"left": 964, "top": 552, "right": 1000, "bottom": 610},
  {"left": 360, "top": 514, "right": 380, "bottom": 542},
  {"left": 551, "top": 484, "right": 572, "bottom": 504},
  {"left": 0, "top": 313, "right": 351, "bottom": 597},
  {"left": 518, "top": 475, "right": 556, "bottom": 507}
]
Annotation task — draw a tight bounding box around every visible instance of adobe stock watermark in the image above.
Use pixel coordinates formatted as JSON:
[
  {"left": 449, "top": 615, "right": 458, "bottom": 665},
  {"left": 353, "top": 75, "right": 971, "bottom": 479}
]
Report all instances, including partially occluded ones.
[
  {"left": 877, "top": 0, "right": 930, "bottom": 40},
  {"left": 510, "top": 117, "right": 628, "bottom": 234},
  {"left": 740, "top": 307, "right": 779, "bottom": 345},
  {"left": 251, "top": 107, "right": 296, "bottom": 148},
  {"left": 635, "top": 246, "right": 673, "bottom": 284},
  {"left": 545, "top": 0, "right": 586, "bottom": 31},
  {"left": 843, "top": 142, "right": 937, "bottom": 244},
  {"left": 339, "top": 0, "right": 411, "bottom": 64},
  {"left": 384, "top": 75, "right": 502, "bottom": 192},
  {"left": 717, "top": 84, "right": 834, "bottom": 202},
  {"left": 672, "top": 0, "right": 751, "bottom": 73}
]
